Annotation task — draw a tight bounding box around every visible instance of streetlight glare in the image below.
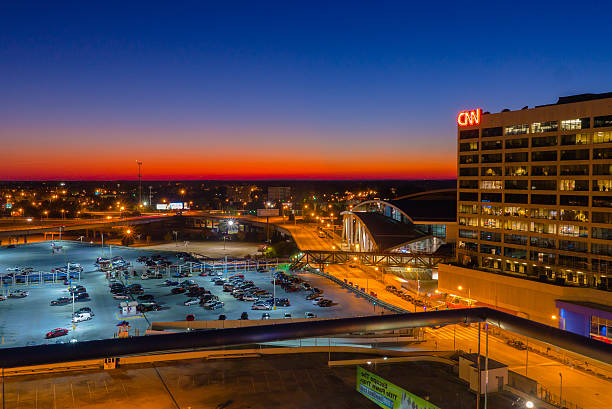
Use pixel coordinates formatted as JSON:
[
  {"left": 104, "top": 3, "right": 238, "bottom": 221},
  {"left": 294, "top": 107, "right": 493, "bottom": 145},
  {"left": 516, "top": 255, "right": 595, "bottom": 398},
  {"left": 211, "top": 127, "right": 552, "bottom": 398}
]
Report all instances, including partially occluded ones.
[{"left": 525, "top": 401, "right": 534, "bottom": 408}]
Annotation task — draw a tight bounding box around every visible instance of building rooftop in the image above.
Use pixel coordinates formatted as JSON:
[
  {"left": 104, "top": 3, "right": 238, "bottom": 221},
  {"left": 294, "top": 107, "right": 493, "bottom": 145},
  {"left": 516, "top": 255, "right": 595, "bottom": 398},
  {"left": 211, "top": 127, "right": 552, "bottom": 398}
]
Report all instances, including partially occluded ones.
[
  {"left": 352, "top": 212, "right": 431, "bottom": 251},
  {"left": 461, "top": 353, "right": 507, "bottom": 370}
]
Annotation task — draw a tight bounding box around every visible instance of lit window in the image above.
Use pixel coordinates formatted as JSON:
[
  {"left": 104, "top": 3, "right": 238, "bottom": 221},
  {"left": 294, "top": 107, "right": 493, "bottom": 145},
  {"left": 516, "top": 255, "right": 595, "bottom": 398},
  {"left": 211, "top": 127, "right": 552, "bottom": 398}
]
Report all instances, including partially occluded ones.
[{"left": 532, "top": 121, "right": 558, "bottom": 133}]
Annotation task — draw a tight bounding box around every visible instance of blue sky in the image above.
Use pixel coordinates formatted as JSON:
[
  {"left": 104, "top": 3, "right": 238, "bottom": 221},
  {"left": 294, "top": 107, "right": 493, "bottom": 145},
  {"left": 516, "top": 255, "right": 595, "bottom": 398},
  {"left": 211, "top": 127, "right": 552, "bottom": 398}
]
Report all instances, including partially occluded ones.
[{"left": 1, "top": 1, "right": 611, "bottom": 179}]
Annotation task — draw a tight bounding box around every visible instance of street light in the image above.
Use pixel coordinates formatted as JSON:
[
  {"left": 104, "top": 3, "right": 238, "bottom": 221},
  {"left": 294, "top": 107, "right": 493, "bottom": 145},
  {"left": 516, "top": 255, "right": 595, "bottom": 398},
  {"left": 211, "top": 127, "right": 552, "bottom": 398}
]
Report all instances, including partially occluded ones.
[{"left": 458, "top": 285, "right": 472, "bottom": 307}]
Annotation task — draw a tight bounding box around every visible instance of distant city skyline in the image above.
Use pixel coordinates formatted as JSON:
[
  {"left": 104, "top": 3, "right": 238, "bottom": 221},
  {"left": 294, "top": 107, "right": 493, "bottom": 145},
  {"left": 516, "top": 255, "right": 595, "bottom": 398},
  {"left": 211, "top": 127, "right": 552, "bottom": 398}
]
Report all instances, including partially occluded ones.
[{"left": 1, "top": 2, "right": 612, "bottom": 180}]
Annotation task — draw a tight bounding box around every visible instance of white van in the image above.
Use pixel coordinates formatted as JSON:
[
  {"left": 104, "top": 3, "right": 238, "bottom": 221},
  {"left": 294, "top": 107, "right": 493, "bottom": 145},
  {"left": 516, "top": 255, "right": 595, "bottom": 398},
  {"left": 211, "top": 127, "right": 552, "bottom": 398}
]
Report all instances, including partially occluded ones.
[{"left": 72, "top": 312, "right": 92, "bottom": 323}]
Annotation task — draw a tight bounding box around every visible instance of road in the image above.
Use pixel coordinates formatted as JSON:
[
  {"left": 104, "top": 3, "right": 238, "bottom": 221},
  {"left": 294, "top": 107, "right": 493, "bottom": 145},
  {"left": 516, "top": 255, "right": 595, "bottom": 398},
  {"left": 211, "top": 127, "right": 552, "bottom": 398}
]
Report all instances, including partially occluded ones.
[
  {"left": 313, "top": 263, "right": 611, "bottom": 409},
  {"left": 0, "top": 214, "right": 172, "bottom": 237}
]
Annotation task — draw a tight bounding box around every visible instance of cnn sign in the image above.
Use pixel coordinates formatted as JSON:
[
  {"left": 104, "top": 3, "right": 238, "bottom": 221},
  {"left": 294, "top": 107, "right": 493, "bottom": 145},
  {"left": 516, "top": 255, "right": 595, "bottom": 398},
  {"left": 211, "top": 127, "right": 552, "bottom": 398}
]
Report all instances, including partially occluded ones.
[{"left": 457, "top": 109, "right": 481, "bottom": 127}]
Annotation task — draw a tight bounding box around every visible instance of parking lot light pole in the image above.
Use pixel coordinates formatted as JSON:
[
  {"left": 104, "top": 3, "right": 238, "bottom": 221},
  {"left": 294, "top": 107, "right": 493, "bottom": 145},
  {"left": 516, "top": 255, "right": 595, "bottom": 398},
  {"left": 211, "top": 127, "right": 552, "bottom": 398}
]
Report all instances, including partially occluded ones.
[{"left": 273, "top": 274, "right": 276, "bottom": 310}]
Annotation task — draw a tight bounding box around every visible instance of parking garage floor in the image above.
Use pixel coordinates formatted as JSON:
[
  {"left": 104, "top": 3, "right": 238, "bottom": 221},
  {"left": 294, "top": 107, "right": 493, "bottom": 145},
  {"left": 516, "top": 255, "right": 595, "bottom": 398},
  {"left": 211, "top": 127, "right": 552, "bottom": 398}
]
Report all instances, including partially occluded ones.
[{"left": 0, "top": 242, "right": 383, "bottom": 348}]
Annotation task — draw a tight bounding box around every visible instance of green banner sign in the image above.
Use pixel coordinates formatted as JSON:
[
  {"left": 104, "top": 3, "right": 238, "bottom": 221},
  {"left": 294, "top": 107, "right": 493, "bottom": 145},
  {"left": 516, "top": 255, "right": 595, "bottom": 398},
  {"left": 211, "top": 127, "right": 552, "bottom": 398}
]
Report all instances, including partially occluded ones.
[{"left": 356, "top": 366, "right": 440, "bottom": 409}]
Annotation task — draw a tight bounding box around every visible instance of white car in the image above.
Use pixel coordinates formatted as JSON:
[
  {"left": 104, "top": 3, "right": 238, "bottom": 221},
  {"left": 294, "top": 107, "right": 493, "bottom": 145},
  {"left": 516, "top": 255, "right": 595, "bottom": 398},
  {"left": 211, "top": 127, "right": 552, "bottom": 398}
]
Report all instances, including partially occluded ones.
[
  {"left": 0, "top": 295, "right": 6, "bottom": 302},
  {"left": 184, "top": 298, "right": 199, "bottom": 306},
  {"left": 113, "top": 294, "right": 129, "bottom": 300},
  {"left": 242, "top": 294, "right": 258, "bottom": 301},
  {"left": 312, "top": 297, "right": 324, "bottom": 304},
  {"left": 251, "top": 303, "right": 271, "bottom": 310}
]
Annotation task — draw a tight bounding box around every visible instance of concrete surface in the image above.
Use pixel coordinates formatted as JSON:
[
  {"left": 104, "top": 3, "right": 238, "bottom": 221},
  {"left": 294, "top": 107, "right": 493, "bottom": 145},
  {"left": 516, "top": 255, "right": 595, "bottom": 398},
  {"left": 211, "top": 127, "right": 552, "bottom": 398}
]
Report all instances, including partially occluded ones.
[{"left": 0, "top": 352, "right": 520, "bottom": 409}]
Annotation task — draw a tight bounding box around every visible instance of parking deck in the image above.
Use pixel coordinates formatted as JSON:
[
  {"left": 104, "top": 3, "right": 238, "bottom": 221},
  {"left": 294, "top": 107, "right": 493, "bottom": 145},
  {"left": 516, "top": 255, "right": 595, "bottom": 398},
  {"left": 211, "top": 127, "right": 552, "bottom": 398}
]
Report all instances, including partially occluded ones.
[{"left": 0, "top": 242, "right": 383, "bottom": 348}]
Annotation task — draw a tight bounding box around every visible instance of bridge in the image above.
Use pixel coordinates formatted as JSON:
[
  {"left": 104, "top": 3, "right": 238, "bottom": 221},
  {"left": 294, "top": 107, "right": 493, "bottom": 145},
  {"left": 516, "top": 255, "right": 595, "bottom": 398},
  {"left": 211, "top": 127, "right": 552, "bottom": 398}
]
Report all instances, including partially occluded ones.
[
  {"left": 0, "top": 214, "right": 173, "bottom": 242},
  {"left": 290, "top": 249, "right": 453, "bottom": 270}
]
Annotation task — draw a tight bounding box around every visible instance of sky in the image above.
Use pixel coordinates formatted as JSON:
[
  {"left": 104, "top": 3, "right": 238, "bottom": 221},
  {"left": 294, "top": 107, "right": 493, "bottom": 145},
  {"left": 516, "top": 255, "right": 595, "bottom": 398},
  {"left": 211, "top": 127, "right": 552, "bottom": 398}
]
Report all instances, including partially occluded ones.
[{"left": 1, "top": 1, "right": 612, "bottom": 180}]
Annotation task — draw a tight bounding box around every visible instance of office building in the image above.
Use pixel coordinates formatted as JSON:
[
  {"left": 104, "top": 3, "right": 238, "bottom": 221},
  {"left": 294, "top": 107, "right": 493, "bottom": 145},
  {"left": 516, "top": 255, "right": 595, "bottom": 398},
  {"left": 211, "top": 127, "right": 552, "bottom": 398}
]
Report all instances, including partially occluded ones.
[{"left": 439, "top": 92, "right": 612, "bottom": 339}]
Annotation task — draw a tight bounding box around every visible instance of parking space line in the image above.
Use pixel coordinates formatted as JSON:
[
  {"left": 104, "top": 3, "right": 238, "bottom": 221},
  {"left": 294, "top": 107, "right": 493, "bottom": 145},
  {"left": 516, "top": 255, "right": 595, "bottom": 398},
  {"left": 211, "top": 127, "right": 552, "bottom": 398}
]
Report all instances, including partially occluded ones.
[{"left": 114, "top": 312, "right": 145, "bottom": 320}]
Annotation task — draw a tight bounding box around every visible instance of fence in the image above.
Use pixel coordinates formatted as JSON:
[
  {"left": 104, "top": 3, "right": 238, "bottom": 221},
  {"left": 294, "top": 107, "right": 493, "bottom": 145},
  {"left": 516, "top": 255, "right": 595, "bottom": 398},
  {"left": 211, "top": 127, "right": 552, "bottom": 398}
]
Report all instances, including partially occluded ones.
[{"left": 538, "top": 385, "right": 583, "bottom": 409}]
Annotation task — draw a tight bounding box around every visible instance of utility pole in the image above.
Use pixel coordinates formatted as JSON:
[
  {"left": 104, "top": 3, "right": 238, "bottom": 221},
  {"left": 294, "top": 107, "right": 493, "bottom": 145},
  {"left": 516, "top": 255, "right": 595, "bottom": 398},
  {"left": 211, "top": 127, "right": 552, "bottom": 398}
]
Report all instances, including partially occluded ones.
[
  {"left": 136, "top": 161, "right": 143, "bottom": 206},
  {"left": 477, "top": 322, "right": 481, "bottom": 409},
  {"left": 149, "top": 186, "right": 153, "bottom": 208}
]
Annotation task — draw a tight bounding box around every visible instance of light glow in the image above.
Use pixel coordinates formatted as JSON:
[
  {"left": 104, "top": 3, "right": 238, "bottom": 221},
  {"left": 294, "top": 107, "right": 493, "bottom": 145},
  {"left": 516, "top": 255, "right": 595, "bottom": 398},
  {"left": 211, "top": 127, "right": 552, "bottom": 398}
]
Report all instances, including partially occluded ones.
[{"left": 457, "top": 109, "right": 482, "bottom": 127}]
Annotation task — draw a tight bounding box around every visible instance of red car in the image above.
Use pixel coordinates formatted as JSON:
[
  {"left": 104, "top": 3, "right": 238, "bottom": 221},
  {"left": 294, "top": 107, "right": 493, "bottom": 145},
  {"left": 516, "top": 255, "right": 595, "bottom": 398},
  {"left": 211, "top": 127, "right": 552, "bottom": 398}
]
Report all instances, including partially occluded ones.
[{"left": 46, "top": 328, "right": 68, "bottom": 339}]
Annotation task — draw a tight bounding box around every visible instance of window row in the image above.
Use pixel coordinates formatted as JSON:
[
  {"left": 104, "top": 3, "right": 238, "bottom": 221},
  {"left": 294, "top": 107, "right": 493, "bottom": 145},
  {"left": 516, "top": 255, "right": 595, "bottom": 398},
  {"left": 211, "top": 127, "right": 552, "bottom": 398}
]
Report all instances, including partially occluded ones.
[
  {"left": 459, "top": 192, "right": 611, "bottom": 207},
  {"left": 457, "top": 219, "right": 591, "bottom": 236},
  {"left": 460, "top": 128, "right": 612, "bottom": 146},
  {"left": 460, "top": 148, "right": 612, "bottom": 164},
  {"left": 459, "top": 206, "right": 591, "bottom": 222},
  {"left": 459, "top": 229, "right": 610, "bottom": 249},
  {"left": 457, "top": 242, "right": 612, "bottom": 259},
  {"left": 459, "top": 179, "right": 612, "bottom": 192},
  {"left": 460, "top": 164, "right": 612, "bottom": 177}
]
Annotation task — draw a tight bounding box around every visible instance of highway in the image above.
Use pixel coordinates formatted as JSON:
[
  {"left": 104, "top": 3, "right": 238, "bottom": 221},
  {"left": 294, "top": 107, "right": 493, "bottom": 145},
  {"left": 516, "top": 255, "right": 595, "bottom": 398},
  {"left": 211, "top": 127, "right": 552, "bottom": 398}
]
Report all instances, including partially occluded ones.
[{"left": 0, "top": 214, "right": 173, "bottom": 238}]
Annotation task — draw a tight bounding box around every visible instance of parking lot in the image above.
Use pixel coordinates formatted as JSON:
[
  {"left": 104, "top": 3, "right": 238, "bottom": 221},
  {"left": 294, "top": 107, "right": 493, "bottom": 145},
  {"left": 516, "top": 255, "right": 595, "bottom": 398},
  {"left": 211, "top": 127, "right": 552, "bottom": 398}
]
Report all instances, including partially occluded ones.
[{"left": 0, "top": 242, "right": 382, "bottom": 348}]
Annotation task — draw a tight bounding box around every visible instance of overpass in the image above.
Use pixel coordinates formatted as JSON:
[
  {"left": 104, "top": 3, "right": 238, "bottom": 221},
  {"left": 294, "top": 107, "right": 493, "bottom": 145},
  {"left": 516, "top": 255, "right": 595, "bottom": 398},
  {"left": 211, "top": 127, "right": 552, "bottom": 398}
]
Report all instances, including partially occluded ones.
[{"left": 0, "top": 214, "right": 173, "bottom": 241}]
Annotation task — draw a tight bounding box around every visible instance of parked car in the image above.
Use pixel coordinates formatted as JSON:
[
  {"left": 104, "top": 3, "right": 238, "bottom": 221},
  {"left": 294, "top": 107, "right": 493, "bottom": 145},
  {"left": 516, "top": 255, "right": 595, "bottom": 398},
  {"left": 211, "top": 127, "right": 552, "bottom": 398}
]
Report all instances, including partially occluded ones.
[
  {"left": 214, "top": 279, "right": 225, "bottom": 286},
  {"left": 46, "top": 328, "right": 69, "bottom": 339},
  {"left": 137, "top": 303, "right": 162, "bottom": 312},
  {"left": 113, "top": 293, "right": 129, "bottom": 300},
  {"left": 137, "top": 294, "right": 155, "bottom": 301},
  {"left": 251, "top": 303, "right": 271, "bottom": 310},
  {"left": 318, "top": 299, "right": 333, "bottom": 307},
  {"left": 50, "top": 297, "right": 71, "bottom": 305},
  {"left": 164, "top": 280, "right": 179, "bottom": 286},
  {"left": 218, "top": 314, "right": 227, "bottom": 320},
  {"left": 72, "top": 312, "right": 92, "bottom": 323},
  {"left": 284, "top": 313, "right": 292, "bottom": 319},
  {"left": 171, "top": 287, "right": 186, "bottom": 294},
  {"left": 209, "top": 301, "right": 224, "bottom": 310},
  {"left": 507, "top": 340, "right": 528, "bottom": 350},
  {"left": 75, "top": 307, "right": 94, "bottom": 316},
  {"left": 184, "top": 298, "right": 199, "bottom": 306},
  {"left": 74, "top": 292, "right": 90, "bottom": 300},
  {"left": 305, "top": 312, "right": 317, "bottom": 319},
  {"left": 241, "top": 294, "right": 258, "bottom": 302},
  {"left": 261, "top": 313, "right": 270, "bottom": 319},
  {"left": 276, "top": 298, "right": 290, "bottom": 307},
  {"left": 9, "top": 289, "right": 28, "bottom": 298}
]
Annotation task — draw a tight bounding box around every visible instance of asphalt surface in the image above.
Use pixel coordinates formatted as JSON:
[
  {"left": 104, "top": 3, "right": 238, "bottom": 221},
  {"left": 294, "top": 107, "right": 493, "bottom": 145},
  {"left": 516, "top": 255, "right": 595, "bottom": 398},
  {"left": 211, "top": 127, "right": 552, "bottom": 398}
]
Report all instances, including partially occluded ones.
[{"left": 0, "top": 242, "right": 382, "bottom": 348}]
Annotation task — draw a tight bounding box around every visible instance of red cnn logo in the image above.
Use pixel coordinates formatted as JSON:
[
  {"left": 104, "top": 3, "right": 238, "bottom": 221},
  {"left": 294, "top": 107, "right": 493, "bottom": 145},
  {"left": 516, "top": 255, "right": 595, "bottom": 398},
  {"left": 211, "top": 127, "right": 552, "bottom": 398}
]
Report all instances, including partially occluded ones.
[{"left": 457, "top": 109, "right": 481, "bottom": 127}]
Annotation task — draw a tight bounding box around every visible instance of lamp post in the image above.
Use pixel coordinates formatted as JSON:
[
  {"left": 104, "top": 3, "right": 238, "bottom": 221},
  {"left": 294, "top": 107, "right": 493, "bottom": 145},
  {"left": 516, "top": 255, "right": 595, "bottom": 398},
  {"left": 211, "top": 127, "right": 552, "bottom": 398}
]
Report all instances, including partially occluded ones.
[
  {"left": 559, "top": 372, "right": 563, "bottom": 406},
  {"left": 136, "top": 160, "right": 142, "bottom": 206},
  {"left": 458, "top": 285, "right": 471, "bottom": 307}
]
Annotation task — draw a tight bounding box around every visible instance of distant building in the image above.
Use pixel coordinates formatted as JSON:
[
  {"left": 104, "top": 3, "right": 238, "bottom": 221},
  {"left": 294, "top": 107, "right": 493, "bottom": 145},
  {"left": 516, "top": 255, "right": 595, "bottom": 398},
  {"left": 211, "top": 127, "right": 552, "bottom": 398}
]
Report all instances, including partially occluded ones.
[
  {"left": 439, "top": 92, "right": 612, "bottom": 336},
  {"left": 268, "top": 186, "right": 291, "bottom": 202},
  {"left": 227, "top": 185, "right": 257, "bottom": 204}
]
